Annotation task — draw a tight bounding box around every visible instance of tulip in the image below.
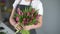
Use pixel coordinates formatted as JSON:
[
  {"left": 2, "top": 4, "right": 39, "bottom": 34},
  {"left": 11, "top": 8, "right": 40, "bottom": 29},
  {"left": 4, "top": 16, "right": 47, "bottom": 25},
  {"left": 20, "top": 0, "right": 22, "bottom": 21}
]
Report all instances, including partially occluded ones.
[
  {"left": 16, "top": 16, "right": 19, "bottom": 21},
  {"left": 27, "top": 18, "right": 29, "bottom": 22},
  {"left": 31, "top": 14, "right": 33, "bottom": 16},
  {"left": 17, "top": 8, "right": 21, "bottom": 12},
  {"left": 23, "top": 18, "right": 26, "bottom": 21},
  {"left": 31, "top": 16, "right": 34, "bottom": 20},
  {"left": 22, "top": 20, "right": 28, "bottom": 25},
  {"left": 18, "top": 11, "right": 21, "bottom": 15},
  {"left": 21, "top": 12, "right": 23, "bottom": 15},
  {"left": 27, "top": 12, "right": 30, "bottom": 16},
  {"left": 17, "top": 8, "right": 23, "bottom": 15},
  {"left": 32, "top": 9, "right": 35, "bottom": 13},
  {"left": 36, "top": 14, "right": 40, "bottom": 18}
]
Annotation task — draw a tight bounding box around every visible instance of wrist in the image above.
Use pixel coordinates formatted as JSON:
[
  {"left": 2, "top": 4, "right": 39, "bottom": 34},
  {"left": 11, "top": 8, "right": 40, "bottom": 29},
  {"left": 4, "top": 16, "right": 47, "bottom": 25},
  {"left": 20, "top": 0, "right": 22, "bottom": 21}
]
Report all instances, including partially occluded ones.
[{"left": 31, "top": 24, "right": 40, "bottom": 29}]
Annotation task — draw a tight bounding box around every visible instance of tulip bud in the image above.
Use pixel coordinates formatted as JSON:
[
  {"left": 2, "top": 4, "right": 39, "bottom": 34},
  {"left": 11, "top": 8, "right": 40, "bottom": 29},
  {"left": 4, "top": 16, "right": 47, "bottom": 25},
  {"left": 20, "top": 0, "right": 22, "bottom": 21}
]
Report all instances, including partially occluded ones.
[
  {"left": 27, "top": 12, "right": 30, "bottom": 16},
  {"left": 31, "top": 16, "right": 34, "bottom": 20},
  {"left": 16, "top": 17, "right": 19, "bottom": 21},
  {"left": 32, "top": 9, "right": 35, "bottom": 13},
  {"left": 21, "top": 12, "right": 23, "bottom": 15},
  {"left": 18, "top": 11, "right": 21, "bottom": 15},
  {"left": 22, "top": 20, "right": 27, "bottom": 25},
  {"left": 23, "top": 18, "right": 26, "bottom": 21},
  {"left": 17, "top": 8, "right": 21, "bottom": 12},
  {"left": 17, "top": 8, "right": 23, "bottom": 15}
]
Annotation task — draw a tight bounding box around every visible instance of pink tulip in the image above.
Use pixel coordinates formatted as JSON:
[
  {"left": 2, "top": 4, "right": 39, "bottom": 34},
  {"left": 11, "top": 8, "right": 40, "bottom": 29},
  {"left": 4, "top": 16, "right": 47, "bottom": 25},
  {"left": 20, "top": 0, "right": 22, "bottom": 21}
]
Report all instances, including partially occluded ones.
[
  {"left": 16, "top": 17, "right": 19, "bottom": 21},
  {"left": 18, "top": 11, "right": 21, "bottom": 15},
  {"left": 17, "top": 8, "right": 23, "bottom": 15},
  {"left": 31, "top": 16, "right": 34, "bottom": 20},
  {"left": 31, "top": 14, "right": 33, "bottom": 16},
  {"left": 27, "top": 19, "right": 29, "bottom": 22},
  {"left": 32, "top": 9, "right": 35, "bottom": 13},
  {"left": 23, "top": 18, "right": 26, "bottom": 21},
  {"left": 30, "top": 19, "right": 32, "bottom": 23},
  {"left": 22, "top": 20, "right": 27, "bottom": 25},
  {"left": 27, "top": 12, "right": 30, "bottom": 16},
  {"left": 36, "top": 15, "right": 40, "bottom": 18},
  {"left": 17, "top": 8, "right": 21, "bottom": 12},
  {"left": 21, "top": 12, "right": 23, "bottom": 15}
]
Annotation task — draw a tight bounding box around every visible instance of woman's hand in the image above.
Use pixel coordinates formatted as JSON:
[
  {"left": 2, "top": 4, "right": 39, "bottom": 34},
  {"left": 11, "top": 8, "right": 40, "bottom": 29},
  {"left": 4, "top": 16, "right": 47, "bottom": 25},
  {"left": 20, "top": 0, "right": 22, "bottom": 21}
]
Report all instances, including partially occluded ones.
[
  {"left": 23, "top": 25, "right": 33, "bottom": 30},
  {"left": 14, "top": 22, "right": 22, "bottom": 30},
  {"left": 23, "top": 24, "right": 39, "bottom": 30},
  {"left": 9, "top": 18, "right": 22, "bottom": 30}
]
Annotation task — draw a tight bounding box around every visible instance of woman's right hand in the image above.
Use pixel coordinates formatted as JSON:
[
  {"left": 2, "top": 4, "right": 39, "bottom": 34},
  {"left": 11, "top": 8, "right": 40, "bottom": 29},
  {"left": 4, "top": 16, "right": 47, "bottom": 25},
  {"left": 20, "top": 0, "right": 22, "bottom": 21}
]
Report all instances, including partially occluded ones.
[
  {"left": 9, "top": 18, "right": 22, "bottom": 30},
  {"left": 14, "top": 22, "right": 22, "bottom": 30}
]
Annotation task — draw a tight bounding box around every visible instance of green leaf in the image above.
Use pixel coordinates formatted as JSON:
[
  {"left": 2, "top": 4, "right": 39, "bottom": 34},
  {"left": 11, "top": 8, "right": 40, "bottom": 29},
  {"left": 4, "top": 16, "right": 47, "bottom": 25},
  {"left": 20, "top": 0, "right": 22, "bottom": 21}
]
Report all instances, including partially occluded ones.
[
  {"left": 29, "top": 7, "right": 32, "bottom": 12},
  {"left": 19, "top": 15, "right": 23, "bottom": 23},
  {"left": 32, "top": 18, "right": 36, "bottom": 24}
]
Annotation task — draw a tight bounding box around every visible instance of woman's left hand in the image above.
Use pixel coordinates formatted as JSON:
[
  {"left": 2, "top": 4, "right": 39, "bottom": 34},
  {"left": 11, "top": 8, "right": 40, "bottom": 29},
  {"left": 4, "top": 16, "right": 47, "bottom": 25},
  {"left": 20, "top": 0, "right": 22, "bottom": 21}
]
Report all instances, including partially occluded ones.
[{"left": 23, "top": 25, "right": 34, "bottom": 30}]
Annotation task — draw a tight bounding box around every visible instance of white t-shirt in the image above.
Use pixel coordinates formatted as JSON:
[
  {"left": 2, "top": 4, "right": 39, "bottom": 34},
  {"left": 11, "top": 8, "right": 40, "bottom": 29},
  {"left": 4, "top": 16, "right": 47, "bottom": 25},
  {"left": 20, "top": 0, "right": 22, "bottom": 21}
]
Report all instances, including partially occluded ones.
[{"left": 13, "top": 0, "right": 43, "bottom": 16}]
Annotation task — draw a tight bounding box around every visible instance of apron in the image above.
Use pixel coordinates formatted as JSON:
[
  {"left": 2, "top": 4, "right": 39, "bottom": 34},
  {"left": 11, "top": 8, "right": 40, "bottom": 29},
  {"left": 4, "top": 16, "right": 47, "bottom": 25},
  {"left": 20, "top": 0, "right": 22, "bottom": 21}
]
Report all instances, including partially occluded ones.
[{"left": 15, "top": 0, "right": 37, "bottom": 34}]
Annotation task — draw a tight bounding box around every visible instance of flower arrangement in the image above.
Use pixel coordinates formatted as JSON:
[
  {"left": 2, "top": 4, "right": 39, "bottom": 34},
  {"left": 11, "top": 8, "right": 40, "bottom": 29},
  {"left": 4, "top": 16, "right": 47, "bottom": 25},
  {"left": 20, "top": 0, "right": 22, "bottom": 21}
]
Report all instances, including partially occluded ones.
[{"left": 14, "top": 7, "right": 41, "bottom": 34}]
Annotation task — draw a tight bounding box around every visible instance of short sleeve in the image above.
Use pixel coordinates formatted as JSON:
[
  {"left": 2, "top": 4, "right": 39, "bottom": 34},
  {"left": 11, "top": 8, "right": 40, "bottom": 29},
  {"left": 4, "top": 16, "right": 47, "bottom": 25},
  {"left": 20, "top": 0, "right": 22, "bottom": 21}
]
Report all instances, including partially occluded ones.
[
  {"left": 31, "top": 0, "right": 43, "bottom": 16},
  {"left": 37, "top": 1, "right": 43, "bottom": 16},
  {"left": 13, "top": 0, "right": 21, "bottom": 9}
]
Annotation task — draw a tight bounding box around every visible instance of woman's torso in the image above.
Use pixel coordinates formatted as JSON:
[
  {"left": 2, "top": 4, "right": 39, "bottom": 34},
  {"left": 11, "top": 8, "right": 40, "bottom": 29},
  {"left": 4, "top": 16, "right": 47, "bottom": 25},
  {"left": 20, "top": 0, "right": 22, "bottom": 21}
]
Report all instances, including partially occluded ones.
[{"left": 16, "top": 0, "right": 32, "bottom": 11}]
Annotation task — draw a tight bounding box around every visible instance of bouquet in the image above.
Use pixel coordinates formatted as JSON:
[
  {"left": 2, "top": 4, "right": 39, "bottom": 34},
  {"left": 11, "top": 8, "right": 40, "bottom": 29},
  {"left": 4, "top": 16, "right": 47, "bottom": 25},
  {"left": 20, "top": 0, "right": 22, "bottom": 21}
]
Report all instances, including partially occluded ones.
[{"left": 14, "top": 7, "right": 41, "bottom": 34}]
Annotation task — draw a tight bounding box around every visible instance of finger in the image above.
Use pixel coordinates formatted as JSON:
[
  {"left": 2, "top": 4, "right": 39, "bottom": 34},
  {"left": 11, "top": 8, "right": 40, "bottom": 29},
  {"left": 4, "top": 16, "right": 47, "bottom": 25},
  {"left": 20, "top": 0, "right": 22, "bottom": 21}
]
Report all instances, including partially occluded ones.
[
  {"left": 17, "top": 26, "right": 22, "bottom": 30},
  {"left": 23, "top": 27, "right": 28, "bottom": 30},
  {"left": 15, "top": 27, "right": 19, "bottom": 30},
  {"left": 15, "top": 26, "right": 21, "bottom": 30}
]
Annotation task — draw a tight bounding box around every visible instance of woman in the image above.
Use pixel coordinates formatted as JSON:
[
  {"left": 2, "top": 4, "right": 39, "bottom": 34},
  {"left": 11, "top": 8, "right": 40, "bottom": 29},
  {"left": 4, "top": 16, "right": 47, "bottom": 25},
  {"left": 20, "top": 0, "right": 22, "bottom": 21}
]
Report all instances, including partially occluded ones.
[{"left": 9, "top": 0, "right": 43, "bottom": 34}]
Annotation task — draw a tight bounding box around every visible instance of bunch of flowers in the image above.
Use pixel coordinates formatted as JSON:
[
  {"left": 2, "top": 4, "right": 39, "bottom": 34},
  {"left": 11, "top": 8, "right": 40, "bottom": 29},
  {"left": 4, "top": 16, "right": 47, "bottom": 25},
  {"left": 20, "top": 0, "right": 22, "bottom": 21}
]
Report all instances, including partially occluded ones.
[{"left": 14, "top": 7, "right": 41, "bottom": 34}]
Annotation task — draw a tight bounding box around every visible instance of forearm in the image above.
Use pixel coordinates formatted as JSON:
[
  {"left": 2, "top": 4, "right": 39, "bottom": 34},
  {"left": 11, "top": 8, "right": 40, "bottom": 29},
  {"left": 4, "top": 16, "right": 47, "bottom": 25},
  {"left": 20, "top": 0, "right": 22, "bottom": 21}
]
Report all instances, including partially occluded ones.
[
  {"left": 9, "top": 8, "right": 16, "bottom": 27},
  {"left": 31, "top": 16, "right": 43, "bottom": 29},
  {"left": 10, "top": 8, "right": 15, "bottom": 18},
  {"left": 9, "top": 18, "right": 16, "bottom": 26}
]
